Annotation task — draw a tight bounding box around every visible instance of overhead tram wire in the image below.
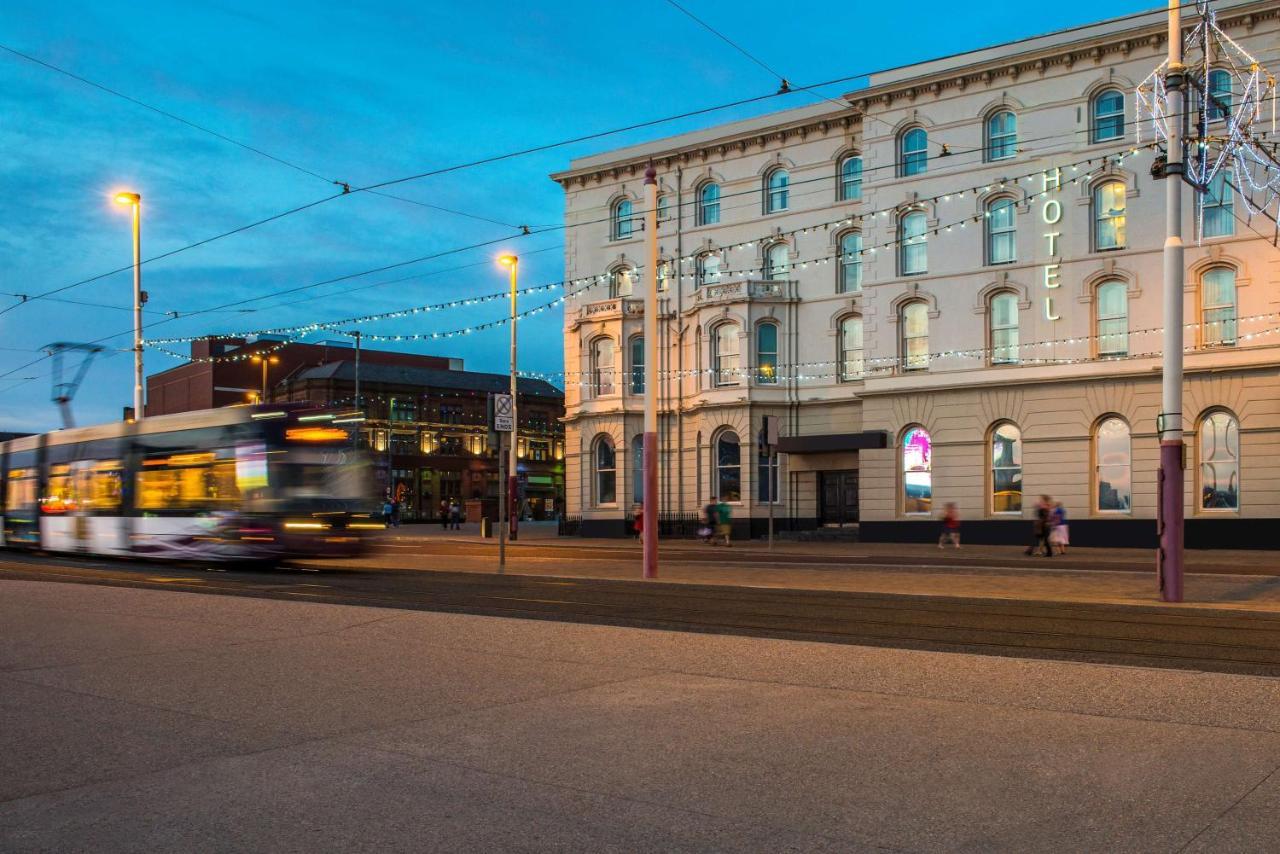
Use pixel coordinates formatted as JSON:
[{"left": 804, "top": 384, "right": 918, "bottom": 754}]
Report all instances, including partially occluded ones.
[{"left": 0, "top": 0, "right": 1198, "bottom": 318}]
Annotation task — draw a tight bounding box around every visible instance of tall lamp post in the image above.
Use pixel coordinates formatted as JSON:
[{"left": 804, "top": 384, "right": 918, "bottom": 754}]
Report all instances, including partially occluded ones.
[
  {"left": 642, "top": 165, "right": 659, "bottom": 579},
  {"left": 114, "top": 192, "right": 143, "bottom": 420},
  {"left": 498, "top": 254, "right": 520, "bottom": 542},
  {"left": 251, "top": 353, "right": 280, "bottom": 403}
]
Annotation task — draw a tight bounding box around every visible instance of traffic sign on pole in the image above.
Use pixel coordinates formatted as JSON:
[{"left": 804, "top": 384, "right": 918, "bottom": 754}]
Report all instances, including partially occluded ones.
[{"left": 493, "top": 393, "right": 514, "bottom": 432}]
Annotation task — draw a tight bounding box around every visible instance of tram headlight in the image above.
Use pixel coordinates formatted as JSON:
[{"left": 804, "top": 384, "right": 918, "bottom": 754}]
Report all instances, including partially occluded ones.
[{"left": 283, "top": 521, "right": 330, "bottom": 531}]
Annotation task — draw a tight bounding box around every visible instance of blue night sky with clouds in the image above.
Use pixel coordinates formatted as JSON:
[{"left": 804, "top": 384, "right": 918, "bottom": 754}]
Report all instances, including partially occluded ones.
[{"left": 0, "top": 0, "right": 1155, "bottom": 432}]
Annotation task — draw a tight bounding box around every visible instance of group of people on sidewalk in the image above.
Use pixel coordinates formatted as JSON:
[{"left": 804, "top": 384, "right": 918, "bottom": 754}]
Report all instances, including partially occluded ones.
[
  {"left": 936, "top": 496, "right": 1069, "bottom": 556},
  {"left": 437, "top": 499, "right": 463, "bottom": 531},
  {"left": 633, "top": 499, "right": 733, "bottom": 546}
]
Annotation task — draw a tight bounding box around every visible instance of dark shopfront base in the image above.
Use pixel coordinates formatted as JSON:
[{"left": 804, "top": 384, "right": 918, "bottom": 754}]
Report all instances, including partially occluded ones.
[
  {"left": 860, "top": 518, "right": 1275, "bottom": 550},
  {"left": 571, "top": 516, "right": 818, "bottom": 540}
]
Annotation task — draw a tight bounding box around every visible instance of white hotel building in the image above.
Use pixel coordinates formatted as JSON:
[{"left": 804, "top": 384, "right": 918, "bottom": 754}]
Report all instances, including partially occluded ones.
[{"left": 551, "top": 1, "right": 1280, "bottom": 547}]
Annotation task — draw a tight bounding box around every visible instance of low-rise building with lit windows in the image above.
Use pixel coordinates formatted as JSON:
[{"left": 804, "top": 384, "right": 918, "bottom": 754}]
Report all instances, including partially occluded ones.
[{"left": 552, "top": 1, "right": 1280, "bottom": 546}]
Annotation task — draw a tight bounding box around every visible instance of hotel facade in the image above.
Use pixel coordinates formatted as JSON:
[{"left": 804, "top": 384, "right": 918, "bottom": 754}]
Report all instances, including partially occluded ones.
[{"left": 551, "top": 1, "right": 1280, "bottom": 547}]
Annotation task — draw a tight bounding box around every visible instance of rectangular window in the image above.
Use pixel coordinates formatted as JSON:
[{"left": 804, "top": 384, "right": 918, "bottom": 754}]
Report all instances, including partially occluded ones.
[
  {"left": 630, "top": 337, "right": 644, "bottom": 394},
  {"left": 1094, "top": 183, "right": 1126, "bottom": 251},
  {"left": 1200, "top": 172, "right": 1235, "bottom": 239},
  {"left": 389, "top": 397, "right": 417, "bottom": 422},
  {"left": 756, "top": 324, "right": 778, "bottom": 385},
  {"left": 714, "top": 325, "right": 741, "bottom": 386}
]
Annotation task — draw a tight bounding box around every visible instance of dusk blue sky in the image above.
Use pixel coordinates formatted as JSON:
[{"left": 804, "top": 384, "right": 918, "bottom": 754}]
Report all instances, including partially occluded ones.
[{"left": 0, "top": 0, "right": 1157, "bottom": 432}]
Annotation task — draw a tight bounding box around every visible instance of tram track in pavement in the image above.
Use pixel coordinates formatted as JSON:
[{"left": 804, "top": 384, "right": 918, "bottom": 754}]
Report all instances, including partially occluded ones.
[{"left": 5, "top": 551, "right": 1280, "bottom": 677}]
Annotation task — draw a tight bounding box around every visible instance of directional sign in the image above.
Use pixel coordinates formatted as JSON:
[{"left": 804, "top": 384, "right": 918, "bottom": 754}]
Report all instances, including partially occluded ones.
[{"left": 493, "top": 393, "right": 514, "bottom": 432}]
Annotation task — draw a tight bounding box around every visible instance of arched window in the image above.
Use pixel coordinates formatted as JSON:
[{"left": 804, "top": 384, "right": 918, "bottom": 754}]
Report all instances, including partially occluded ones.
[
  {"left": 657, "top": 194, "right": 670, "bottom": 221},
  {"left": 899, "top": 211, "right": 927, "bottom": 275},
  {"left": 612, "top": 199, "right": 633, "bottom": 240},
  {"left": 986, "top": 198, "right": 1016, "bottom": 264},
  {"left": 991, "top": 423, "right": 1022, "bottom": 514},
  {"left": 758, "top": 442, "right": 779, "bottom": 503},
  {"left": 1201, "top": 266, "right": 1237, "bottom": 347},
  {"left": 901, "top": 301, "right": 929, "bottom": 371},
  {"left": 698, "top": 182, "right": 721, "bottom": 225},
  {"left": 609, "top": 266, "right": 634, "bottom": 297},
  {"left": 989, "top": 292, "right": 1019, "bottom": 364},
  {"left": 657, "top": 260, "right": 671, "bottom": 292},
  {"left": 590, "top": 337, "right": 615, "bottom": 396},
  {"left": 838, "top": 231, "right": 862, "bottom": 293},
  {"left": 756, "top": 323, "right": 778, "bottom": 384},
  {"left": 1093, "top": 181, "right": 1126, "bottom": 250},
  {"left": 1096, "top": 279, "right": 1129, "bottom": 357},
  {"left": 1207, "top": 69, "right": 1233, "bottom": 122},
  {"left": 632, "top": 434, "right": 644, "bottom": 505},
  {"left": 629, "top": 335, "right": 644, "bottom": 394},
  {"left": 765, "top": 243, "right": 789, "bottom": 281},
  {"left": 900, "top": 127, "right": 928, "bottom": 176},
  {"left": 1092, "top": 89, "right": 1125, "bottom": 142},
  {"left": 715, "top": 430, "right": 741, "bottom": 501},
  {"left": 1095, "top": 417, "right": 1131, "bottom": 512},
  {"left": 1201, "top": 172, "right": 1234, "bottom": 239},
  {"left": 902, "top": 427, "right": 932, "bottom": 515},
  {"left": 593, "top": 436, "right": 616, "bottom": 505},
  {"left": 838, "top": 315, "right": 864, "bottom": 382},
  {"left": 713, "top": 323, "right": 741, "bottom": 386},
  {"left": 986, "top": 110, "right": 1017, "bottom": 161},
  {"left": 696, "top": 252, "right": 721, "bottom": 287},
  {"left": 765, "top": 169, "right": 789, "bottom": 213},
  {"left": 1200, "top": 411, "right": 1239, "bottom": 511},
  {"left": 839, "top": 156, "right": 863, "bottom": 201}
]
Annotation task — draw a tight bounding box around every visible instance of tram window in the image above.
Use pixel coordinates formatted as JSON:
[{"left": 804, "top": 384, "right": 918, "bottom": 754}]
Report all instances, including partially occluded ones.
[
  {"left": 82, "top": 462, "right": 123, "bottom": 513},
  {"left": 42, "top": 464, "right": 77, "bottom": 514},
  {"left": 136, "top": 452, "right": 240, "bottom": 512},
  {"left": 6, "top": 467, "right": 37, "bottom": 510}
]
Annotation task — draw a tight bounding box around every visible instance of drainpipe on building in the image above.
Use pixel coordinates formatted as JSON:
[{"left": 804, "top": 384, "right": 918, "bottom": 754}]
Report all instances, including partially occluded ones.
[{"left": 1158, "top": 0, "right": 1186, "bottom": 602}]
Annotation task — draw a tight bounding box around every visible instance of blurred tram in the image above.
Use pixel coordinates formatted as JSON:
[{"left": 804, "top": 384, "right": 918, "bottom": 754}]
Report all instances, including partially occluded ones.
[{"left": 0, "top": 405, "right": 380, "bottom": 561}]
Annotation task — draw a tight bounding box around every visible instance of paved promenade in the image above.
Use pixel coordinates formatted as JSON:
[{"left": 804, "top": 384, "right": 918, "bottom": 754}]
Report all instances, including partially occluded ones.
[{"left": 4, "top": 578, "right": 1280, "bottom": 852}]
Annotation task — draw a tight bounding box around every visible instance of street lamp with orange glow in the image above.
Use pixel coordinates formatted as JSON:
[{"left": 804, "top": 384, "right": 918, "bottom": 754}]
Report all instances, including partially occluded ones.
[
  {"left": 114, "top": 191, "right": 144, "bottom": 419},
  {"left": 250, "top": 353, "right": 280, "bottom": 403},
  {"left": 498, "top": 253, "right": 519, "bottom": 542}
]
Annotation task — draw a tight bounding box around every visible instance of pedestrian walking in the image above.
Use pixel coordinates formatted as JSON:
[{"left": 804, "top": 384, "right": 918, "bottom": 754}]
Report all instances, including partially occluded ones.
[
  {"left": 439, "top": 499, "right": 449, "bottom": 530},
  {"left": 390, "top": 499, "right": 401, "bottom": 528},
  {"left": 1049, "top": 501, "right": 1069, "bottom": 555},
  {"left": 700, "top": 498, "right": 717, "bottom": 544},
  {"left": 1025, "top": 495, "right": 1053, "bottom": 557},
  {"left": 938, "top": 502, "right": 961, "bottom": 548},
  {"left": 715, "top": 498, "right": 732, "bottom": 547},
  {"left": 448, "top": 499, "right": 461, "bottom": 531},
  {"left": 632, "top": 504, "right": 644, "bottom": 541}
]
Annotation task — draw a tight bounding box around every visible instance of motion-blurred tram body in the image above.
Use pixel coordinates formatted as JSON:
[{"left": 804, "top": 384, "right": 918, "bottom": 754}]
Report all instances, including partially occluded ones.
[{"left": 0, "top": 405, "right": 379, "bottom": 561}]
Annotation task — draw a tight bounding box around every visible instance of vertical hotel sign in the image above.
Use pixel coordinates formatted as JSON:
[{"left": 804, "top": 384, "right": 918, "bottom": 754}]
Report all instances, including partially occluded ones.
[{"left": 1041, "top": 167, "right": 1062, "bottom": 321}]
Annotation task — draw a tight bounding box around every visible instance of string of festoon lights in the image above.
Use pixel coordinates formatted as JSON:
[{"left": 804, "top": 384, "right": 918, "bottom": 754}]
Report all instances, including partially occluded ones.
[
  {"left": 515, "top": 311, "right": 1280, "bottom": 384},
  {"left": 147, "top": 142, "right": 1154, "bottom": 362}
]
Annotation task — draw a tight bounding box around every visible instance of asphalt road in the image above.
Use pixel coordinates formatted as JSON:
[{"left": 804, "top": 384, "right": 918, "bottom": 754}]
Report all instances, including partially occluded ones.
[{"left": 5, "top": 548, "right": 1280, "bottom": 676}]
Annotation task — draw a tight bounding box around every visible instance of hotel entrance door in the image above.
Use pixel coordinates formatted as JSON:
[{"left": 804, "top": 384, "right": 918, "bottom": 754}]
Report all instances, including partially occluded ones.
[{"left": 820, "top": 470, "right": 859, "bottom": 525}]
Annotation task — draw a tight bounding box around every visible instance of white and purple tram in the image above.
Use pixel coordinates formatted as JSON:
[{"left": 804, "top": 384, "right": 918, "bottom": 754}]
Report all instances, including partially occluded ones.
[{"left": 0, "top": 405, "right": 380, "bottom": 561}]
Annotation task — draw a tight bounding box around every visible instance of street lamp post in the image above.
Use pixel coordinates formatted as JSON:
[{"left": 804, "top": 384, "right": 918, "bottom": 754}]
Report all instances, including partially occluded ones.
[
  {"left": 499, "top": 254, "right": 519, "bottom": 542},
  {"left": 642, "top": 165, "right": 659, "bottom": 579},
  {"left": 114, "top": 192, "right": 143, "bottom": 420},
  {"left": 251, "top": 354, "right": 280, "bottom": 403}
]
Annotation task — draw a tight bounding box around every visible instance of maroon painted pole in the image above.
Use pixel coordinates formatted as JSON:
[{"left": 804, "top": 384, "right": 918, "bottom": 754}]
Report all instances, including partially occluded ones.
[{"left": 642, "top": 165, "right": 659, "bottom": 579}]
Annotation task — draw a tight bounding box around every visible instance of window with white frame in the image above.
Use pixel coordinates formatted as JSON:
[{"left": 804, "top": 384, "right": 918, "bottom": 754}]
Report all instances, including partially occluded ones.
[
  {"left": 609, "top": 266, "right": 634, "bottom": 297},
  {"left": 1093, "top": 181, "right": 1126, "bottom": 250},
  {"left": 902, "top": 426, "right": 932, "bottom": 514},
  {"left": 612, "top": 199, "right": 633, "bottom": 240},
  {"left": 839, "top": 156, "right": 863, "bottom": 201},
  {"left": 715, "top": 431, "right": 741, "bottom": 501},
  {"left": 986, "top": 197, "right": 1016, "bottom": 264},
  {"left": 657, "top": 194, "right": 670, "bottom": 221},
  {"left": 1199, "top": 411, "right": 1239, "bottom": 511},
  {"left": 756, "top": 323, "right": 778, "bottom": 384},
  {"left": 900, "top": 127, "right": 927, "bottom": 176},
  {"left": 629, "top": 336, "right": 644, "bottom": 395},
  {"left": 899, "top": 211, "right": 927, "bottom": 275},
  {"left": 594, "top": 436, "right": 616, "bottom": 505},
  {"left": 838, "top": 231, "right": 862, "bottom": 293},
  {"left": 698, "top": 182, "right": 720, "bottom": 225},
  {"left": 991, "top": 422, "right": 1022, "bottom": 514},
  {"left": 838, "top": 315, "right": 864, "bottom": 381},
  {"left": 901, "top": 301, "right": 929, "bottom": 371},
  {"left": 1096, "top": 279, "right": 1129, "bottom": 357},
  {"left": 989, "top": 292, "right": 1019, "bottom": 364},
  {"left": 696, "top": 252, "right": 721, "bottom": 286},
  {"left": 713, "top": 323, "right": 741, "bottom": 386},
  {"left": 1095, "top": 417, "right": 1131, "bottom": 512},
  {"left": 1092, "top": 89, "right": 1125, "bottom": 142},
  {"left": 766, "top": 169, "right": 789, "bottom": 213},
  {"left": 1207, "top": 69, "right": 1233, "bottom": 122},
  {"left": 1200, "top": 171, "right": 1234, "bottom": 238},
  {"left": 1201, "top": 266, "right": 1237, "bottom": 347},
  {"left": 590, "top": 337, "right": 615, "bottom": 396},
  {"left": 987, "top": 110, "right": 1017, "bottom": 161},
  {"left": 765, "top": 243, "right": 789, "bottom": 281}
]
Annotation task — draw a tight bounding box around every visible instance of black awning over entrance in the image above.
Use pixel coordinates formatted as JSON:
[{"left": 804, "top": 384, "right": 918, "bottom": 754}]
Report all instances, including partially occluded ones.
[{"left": 777, "top": 431, "right": 888, "bottom": 454}]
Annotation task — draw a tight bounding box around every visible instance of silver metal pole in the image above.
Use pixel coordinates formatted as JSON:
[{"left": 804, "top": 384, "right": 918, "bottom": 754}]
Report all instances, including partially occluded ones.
[
  {"left": 1159, "top": 0, "right": 1186, "bottom": 602},
  {"left": 642, "top": 165, "right": 659, "bottom": 579},
  {"left": 508, "top": 260, "right": 519, "bottom": 542},
  {"left": 498, "top": 431, "right": 507, "bottom": 571},
  {"left": 131, "top": 199, "right": 143, "bottom": 420}
]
